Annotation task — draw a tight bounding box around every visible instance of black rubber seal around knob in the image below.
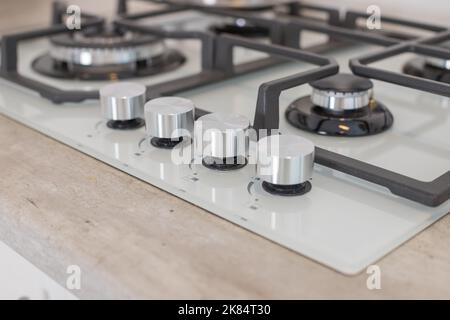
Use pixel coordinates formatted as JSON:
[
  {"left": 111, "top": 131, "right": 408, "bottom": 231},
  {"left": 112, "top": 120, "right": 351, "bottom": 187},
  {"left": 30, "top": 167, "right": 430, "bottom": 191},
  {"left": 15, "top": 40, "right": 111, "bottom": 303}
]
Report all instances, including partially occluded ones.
[
  {"left": 107, "top": 118, "right": 145, "bottom": 130},
  {"left": 262, "top": 181, "right": 312, "bottom": 197},
  {"left": 202, "top": 156, "right": 248, "bottom": 171},
  {"left": 151, "top": 137, "right": 183, "bottom": 149},
  {"left": 310, "top": 73, "right": 373, "bottom": 93}
]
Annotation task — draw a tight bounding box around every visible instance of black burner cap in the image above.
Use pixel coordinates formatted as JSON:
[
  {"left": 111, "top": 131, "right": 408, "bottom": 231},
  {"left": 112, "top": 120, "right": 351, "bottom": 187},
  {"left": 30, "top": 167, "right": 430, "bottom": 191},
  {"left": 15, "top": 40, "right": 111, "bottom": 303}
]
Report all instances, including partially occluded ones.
[{"left": 310, "top": 73, "right": 373, "bottom": 92}]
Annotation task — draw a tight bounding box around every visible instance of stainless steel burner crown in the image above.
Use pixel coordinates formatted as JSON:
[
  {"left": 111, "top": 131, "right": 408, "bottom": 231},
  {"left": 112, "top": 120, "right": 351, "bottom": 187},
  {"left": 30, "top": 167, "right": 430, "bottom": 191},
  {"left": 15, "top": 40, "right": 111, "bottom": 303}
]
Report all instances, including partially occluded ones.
[
  {"left": 310, "top": 88, "right": 373, "bottom": 111},
  {"left": 50, "top": 32, "right": 166, "bottom": 67}
]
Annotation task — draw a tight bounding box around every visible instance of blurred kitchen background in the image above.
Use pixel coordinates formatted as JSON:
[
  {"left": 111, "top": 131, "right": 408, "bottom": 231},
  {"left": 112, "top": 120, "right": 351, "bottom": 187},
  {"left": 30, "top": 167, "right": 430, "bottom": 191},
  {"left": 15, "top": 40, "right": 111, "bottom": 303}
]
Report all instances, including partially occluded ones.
[{"left": 1, "top": 0, "right": 449, "bottom": 36}]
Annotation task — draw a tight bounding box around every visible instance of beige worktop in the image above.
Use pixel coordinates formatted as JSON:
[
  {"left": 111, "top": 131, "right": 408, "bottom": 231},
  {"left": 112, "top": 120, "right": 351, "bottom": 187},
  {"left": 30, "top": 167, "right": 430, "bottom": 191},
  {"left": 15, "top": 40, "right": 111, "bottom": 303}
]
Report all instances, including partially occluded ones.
[
  {"left": 0, "top": 0, "right": 449, "bottom": 300},
  {"left": 1, "top": 114, "right": 449, "bottom": 299}
]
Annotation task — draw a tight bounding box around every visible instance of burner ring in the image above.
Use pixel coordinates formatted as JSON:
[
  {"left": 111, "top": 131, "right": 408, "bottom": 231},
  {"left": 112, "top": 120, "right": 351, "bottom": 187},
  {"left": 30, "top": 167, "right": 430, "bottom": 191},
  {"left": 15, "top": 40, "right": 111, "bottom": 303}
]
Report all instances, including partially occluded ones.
[
  {"left": 310, "top": 88, "right": 373, "bottom": 111},
  {"left": 50, "top": 32, "right": 160, "bottom": 48},
  {"left": 32, "top": 49, "right": 186, "bottom": 81},
  {"left": 309, "top": 73, "right": 374, "bottom": 112},
  {"left": 285, "top": 96, "right": 393, "bottom": 137},
  {"left": 49, "top": 43, "right": 167, "bottom": 67},
  {"left": 49, "top": 32, "right": 166, "bottom": 67}
]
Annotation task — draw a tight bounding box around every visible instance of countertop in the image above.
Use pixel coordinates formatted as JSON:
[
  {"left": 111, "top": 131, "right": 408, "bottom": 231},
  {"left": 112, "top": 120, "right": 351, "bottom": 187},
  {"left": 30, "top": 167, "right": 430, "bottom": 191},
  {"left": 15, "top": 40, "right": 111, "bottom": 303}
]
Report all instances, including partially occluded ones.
[{"left": 0, "top": 0, "right": 449, "bottom": 299}]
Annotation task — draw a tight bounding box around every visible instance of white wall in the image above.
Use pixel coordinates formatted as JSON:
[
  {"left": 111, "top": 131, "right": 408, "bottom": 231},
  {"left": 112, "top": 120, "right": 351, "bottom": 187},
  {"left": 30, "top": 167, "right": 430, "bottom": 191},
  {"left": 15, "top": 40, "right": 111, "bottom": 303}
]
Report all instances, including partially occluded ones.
[{"left": 313, "top": 0, "right": 450, "bottom": 26}]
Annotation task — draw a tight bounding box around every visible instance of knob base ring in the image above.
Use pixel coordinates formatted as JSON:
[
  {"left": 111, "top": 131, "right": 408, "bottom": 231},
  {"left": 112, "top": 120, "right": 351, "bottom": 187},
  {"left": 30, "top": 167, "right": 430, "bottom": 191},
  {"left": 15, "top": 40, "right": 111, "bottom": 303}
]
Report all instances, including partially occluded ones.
[
  {"left": 202, "top": 156, "right": 248, "bottom": 171},
  {"left": 150, "top": 137, "right": 184, "bottom": 149},
  {"left": 107, "top": 118, "right": 145, "bottom": 130},
  {"left": 262, "top": 181, "right": 312, "bottom": 197}
]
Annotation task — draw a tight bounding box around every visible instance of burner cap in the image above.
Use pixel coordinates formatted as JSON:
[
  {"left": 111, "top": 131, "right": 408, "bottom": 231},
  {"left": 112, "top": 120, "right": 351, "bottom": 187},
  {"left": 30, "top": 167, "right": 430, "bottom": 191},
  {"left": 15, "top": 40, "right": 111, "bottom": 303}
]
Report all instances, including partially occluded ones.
[{"left": 310, "top": 73, "right": 373, "bottom": 93}]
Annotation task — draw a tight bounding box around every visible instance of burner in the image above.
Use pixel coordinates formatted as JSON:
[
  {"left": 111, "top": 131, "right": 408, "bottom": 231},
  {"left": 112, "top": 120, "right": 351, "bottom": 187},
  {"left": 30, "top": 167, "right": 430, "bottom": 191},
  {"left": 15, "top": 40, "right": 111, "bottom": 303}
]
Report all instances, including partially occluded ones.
[
  {"left": 210, "top": 18, "right": 270, "bottom": 38},
  {"left": 403, "top": 58, "right": 450, "bottom": 83},
  {"left": 32, "top": 30, "right": 185, "bottom": 80},
  {"left": 285, "top": 73, "right": 394, "bottom": 137},
  {"left": 403, "top": 40, "right": 450, "bottom": 83}
]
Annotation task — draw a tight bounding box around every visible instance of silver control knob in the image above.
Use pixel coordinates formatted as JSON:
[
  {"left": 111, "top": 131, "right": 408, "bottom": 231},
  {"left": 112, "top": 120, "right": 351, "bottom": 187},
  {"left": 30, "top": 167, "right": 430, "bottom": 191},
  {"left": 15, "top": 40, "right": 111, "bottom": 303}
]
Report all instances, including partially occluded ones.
[
  {"left": 257, "top": 134, "right": 315, "bottom": 186},
  {"left": 145, "top": 97, "right": 195, "bottom": 139},
  {"left": 100, "top": 82, "right": 146, "bottom": 121},
  {"left": 196, "top": 112, "right": 250, "bottom": 160}
]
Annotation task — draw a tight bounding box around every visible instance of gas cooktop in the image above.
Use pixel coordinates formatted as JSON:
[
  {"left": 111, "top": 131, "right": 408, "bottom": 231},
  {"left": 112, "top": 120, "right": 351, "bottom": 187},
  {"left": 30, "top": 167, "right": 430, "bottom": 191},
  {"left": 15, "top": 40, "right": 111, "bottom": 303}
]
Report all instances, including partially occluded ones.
[{"left": 0, "top": 0, "right": 449, "bottom": 274}]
